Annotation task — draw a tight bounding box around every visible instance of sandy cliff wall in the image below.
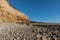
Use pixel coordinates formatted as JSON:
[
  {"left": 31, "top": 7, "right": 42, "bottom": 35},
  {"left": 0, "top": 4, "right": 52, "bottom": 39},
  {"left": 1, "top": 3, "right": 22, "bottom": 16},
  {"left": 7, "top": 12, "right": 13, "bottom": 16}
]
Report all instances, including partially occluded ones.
[{"left": 0, "top": 0, "right": 30, "bottom": 24}]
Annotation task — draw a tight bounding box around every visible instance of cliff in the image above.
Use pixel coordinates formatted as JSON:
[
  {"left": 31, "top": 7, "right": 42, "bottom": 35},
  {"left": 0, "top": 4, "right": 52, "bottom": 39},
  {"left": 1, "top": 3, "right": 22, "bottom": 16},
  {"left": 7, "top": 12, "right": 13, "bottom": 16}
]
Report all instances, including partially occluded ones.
[{"left": 0, "top": 0, "right": 29, "bottom": 24}]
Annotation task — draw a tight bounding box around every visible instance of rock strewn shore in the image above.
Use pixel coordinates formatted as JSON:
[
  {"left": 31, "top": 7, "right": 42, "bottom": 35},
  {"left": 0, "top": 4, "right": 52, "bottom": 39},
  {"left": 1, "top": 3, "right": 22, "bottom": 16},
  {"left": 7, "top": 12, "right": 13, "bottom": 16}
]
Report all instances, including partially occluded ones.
[
  {"left": 0, "top": 23, "right": 33, "bottom": 40},
  {"left": 0, "top": 23, "right": 60, "bottom": 40}
]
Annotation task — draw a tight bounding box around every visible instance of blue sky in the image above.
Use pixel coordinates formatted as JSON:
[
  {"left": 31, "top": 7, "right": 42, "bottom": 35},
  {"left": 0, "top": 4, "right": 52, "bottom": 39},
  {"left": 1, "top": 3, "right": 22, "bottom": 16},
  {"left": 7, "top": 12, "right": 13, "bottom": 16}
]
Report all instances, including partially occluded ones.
[{"left": 9, "top": 0, "right": 60, "bottom": 23}]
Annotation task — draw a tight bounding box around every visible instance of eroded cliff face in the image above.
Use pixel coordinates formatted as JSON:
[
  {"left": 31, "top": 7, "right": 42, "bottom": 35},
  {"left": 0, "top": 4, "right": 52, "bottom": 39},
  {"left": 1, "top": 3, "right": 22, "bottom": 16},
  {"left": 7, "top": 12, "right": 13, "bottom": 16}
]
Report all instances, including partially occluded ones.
[{"left": 0, "top": 0, "right": 29, "bottom": 24}]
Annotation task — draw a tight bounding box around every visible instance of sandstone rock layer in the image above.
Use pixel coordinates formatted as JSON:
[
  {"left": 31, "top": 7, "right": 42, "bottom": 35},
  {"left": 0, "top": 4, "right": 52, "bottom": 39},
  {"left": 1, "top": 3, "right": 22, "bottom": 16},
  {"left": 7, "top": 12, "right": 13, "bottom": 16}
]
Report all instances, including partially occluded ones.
[{"left": 0, "top": 0, "right": 29, "bottom": 24}]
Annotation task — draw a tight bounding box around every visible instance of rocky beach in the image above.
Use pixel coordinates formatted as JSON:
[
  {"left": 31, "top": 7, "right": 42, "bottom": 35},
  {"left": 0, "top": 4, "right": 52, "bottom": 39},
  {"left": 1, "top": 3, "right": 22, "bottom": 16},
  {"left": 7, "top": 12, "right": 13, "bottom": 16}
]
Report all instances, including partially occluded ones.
[{"left": 0, "top": 0, "right": 60, "bottom": 40}]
